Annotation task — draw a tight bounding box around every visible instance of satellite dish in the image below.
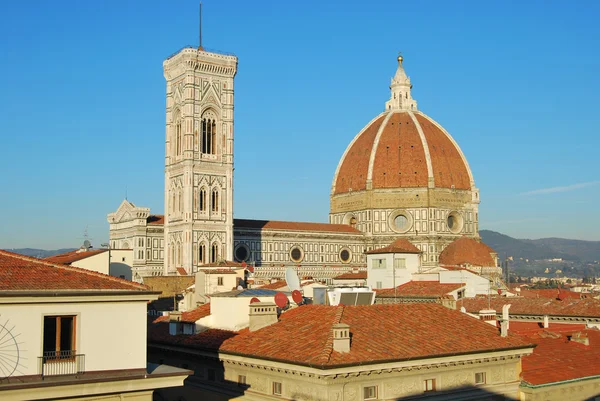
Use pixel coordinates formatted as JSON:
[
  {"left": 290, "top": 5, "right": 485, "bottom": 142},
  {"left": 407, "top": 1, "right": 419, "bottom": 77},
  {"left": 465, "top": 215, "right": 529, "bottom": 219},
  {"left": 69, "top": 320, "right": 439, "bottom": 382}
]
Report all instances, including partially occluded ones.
[
  {"left": 237, "top": 285, "right": 244, "bottom": 290},
  {"left": 274, "top": 292, "right": 288, "bottom": 309},
  {"left": 250, "top": 297, "right": 260, "bottom": 304},
  {"left": 292, "top": 290, "right": 303, "bottom": 304},
  {"left": 83, "top": 239, "right": 91, "bottom": 249},
  {"left": 285, "top": 267, "right": 301, "bottom": 292},
  {"left": 241, "top": 261, "right": 247, "bottom": 268}
]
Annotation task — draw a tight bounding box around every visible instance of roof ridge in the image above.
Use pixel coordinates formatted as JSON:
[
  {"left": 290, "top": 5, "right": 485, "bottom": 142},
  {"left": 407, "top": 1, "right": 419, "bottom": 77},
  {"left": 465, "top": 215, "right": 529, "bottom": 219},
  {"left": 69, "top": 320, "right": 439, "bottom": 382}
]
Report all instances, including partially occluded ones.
[
  {"left": 0, "top": 249, "right": 147, "bottom": 291},
  {"left": 319, "top": 306, "right": 346, "bottom": 364}
]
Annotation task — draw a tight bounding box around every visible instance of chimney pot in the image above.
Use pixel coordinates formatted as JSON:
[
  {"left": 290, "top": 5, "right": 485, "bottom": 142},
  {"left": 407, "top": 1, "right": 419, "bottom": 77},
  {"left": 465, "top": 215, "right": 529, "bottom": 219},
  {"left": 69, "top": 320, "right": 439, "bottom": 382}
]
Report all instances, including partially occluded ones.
[
  {"left": 500, "top": 320, "right": 508, "bottom": 337},
  {"left": 543, "top": 315, "right": 549, "bottom": 328},
  {"left": 332, "top": 323, "right": 351, "bottom": 353},
  {"left": 249, "top": 302, "right": 278, "bottom": 332}
]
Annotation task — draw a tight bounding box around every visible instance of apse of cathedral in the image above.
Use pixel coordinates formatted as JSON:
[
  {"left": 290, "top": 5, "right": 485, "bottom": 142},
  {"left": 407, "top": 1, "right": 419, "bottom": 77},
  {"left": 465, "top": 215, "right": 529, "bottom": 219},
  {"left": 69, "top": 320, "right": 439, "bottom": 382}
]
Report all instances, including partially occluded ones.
[{"left": 107, "top": 48, "right": 481, "bottom": 279}]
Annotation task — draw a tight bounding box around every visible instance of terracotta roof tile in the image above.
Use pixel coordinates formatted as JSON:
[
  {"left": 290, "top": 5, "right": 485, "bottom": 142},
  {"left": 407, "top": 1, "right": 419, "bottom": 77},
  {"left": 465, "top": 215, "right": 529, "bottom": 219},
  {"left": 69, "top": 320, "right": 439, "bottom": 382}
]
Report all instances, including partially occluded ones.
[
  {"left": 258, "top": 280, "right": 288, "bottom": 290},
  {"left": 148, "top": 322, "right": 237, "bottom": 352},
  {"left": 143, "top": 276, "right": 195, "bottom": 297},
  {"left": 199, "top": 260, "right": 246, "bottom": 268},
  {"left": 220, "top": 304, "right": 533, "bottom": 367},
  {"left": 518, "top": 288, "right": 582, "bottom": 300},
  {"left": 153, "top": 303, "right": 211, "bottom": 323},
  {"left": 197, "top": 269, "right": 239, "bottom": 275},
  {"left": 234, "top": 219, "right": 360, "bottom": 234},
  {"left": 520, "top": 328, "right": 600, "bottom": 385},
  {"left": 376, "top": 281, "right": 465, "bottom": 298},
  {"left": 44, "top": 249, "right": 107, "bottom": 264},
  {"left": 439, "top": 237, "right": 497, "bottom": 267},
  {"left": 333, "top": 112, "right": 471, "bottom": 195},
  {"left": 366, "top": 239, "right": 421, "bottom": 254},
  {"left": 333, "top": 271, "right": 367, "bottom": 280},
  {"left": 460, "top": 297, "right": 600, "bottom": 318},
  {"left": 0, "top": 250, "right": 147, "bottom": 291},
  {"left": 176, "top": 267, "right": 188, "bottom": 276}
]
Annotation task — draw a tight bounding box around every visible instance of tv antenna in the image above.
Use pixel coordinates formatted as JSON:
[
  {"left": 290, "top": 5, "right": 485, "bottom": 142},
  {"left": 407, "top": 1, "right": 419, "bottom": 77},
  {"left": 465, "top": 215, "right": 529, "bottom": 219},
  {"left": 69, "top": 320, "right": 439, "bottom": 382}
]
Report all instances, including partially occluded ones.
[{"left": 199, "top": 2, "right": 203, "bottom": 49}]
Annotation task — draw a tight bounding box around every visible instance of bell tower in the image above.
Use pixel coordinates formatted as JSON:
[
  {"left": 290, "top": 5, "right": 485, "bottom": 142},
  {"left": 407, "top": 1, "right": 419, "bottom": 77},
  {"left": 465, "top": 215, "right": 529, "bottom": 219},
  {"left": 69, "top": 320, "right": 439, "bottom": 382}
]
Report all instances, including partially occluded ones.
[{"left": 163, "top": 46, "right": 238, "bottom": 274}]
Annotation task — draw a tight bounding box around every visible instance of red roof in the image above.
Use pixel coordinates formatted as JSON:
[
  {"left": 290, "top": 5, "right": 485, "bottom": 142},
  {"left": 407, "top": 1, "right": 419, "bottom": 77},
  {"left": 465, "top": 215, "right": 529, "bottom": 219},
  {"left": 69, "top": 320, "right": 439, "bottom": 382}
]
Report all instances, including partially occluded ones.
[
  {"left": 439, "top": 237, "right": 497, "bottom": 267},
  {"left": 365, "top": 239, "right": 421, "bottom": 254},
  {"left": 333, "top": 271, "right": 367, "bottom": 280},
  {"left": 220, "top": 304, "right": 533, "bottom": 367},
  {"left": 376, "top": 281, "right": 464, "bottom": 298},
  {"left": 44, "top": 249, "right": 107, "bottom": 264},
  {"left": 197, "top": 269, "right": 239, "bottom": 275},
  {"left": 199, "top": 260, "right": 245, "bottom": 268},
  {"left": 520, "top": 328, "right": 600, "bottom": 386},
  {"left": 333, "top": 112, "right": 471, "bottom": 195},
  {"left": 234, "top": 219, "right": 360, "bottom": 234},
  {"left": 460, "top": 297, "right": 600, "bottom": 318},
  {"left": 176, "top": 267, "right": 188, "bottom": 276},
  {"left": 0, "top": 250, "right": 147, "bottom": 292},
  {"left": 147, "top": 214, "right": 164, "bottom": 225},
  {"left": 153, "top": 303, "right": 211, "bottom": 323},
  {"left": 258, "top": 280, "right": 288, "bottom": 290},
  {"left": 148, "top": 323, "right": 237, "bottom": 352},
  {"left": 518, "top": 288, "right": 582, "bottom": 300}
]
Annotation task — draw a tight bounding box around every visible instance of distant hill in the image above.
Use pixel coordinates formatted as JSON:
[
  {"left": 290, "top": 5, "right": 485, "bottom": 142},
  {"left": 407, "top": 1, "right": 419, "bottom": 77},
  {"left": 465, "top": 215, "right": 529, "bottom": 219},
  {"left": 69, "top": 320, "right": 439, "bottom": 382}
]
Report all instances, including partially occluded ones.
[
  {"left": 480, "top": 230, "right": 600, "bottom": 262},
  {"left": 3, "top": 248, "right": 76, "bottom": 259}
]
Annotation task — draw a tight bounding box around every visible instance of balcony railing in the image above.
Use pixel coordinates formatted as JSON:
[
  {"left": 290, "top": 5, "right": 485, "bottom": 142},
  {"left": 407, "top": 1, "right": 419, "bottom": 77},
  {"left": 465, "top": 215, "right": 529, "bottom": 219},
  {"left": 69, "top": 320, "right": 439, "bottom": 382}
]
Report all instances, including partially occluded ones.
[{"left": 38, "top": 351, "right": 85, "bottom": 377}]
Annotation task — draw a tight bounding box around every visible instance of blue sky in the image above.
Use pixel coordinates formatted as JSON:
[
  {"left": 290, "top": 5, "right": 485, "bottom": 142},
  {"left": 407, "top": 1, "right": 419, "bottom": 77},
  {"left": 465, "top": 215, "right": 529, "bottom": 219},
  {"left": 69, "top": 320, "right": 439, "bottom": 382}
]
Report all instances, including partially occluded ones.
[{"left": 1, "top": 0, "right": 599, "bottom": 249}]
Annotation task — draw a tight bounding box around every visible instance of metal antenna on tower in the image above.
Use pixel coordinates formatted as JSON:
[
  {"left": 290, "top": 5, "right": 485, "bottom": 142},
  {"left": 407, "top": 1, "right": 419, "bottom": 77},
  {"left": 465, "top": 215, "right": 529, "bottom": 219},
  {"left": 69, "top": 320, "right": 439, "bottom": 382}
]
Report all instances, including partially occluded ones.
[{"left": 199, "top": 2, "right": 203, "bottom": 49}]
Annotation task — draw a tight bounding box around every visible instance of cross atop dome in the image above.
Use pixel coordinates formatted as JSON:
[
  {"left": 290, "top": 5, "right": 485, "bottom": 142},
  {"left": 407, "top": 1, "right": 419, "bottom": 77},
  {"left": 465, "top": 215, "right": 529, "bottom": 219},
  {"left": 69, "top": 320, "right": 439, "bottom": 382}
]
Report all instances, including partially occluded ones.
[{"left": 385, "top": 54, "right": 418, "bottom": 111}]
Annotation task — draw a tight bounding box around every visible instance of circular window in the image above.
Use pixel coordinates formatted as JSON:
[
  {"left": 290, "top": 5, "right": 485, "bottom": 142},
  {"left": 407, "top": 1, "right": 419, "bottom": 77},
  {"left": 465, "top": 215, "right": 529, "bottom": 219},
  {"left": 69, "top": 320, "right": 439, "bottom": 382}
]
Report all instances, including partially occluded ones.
[
  {"left": 389, "top": 210, "right": 413, "bottom": 234},
  {"left": 234, "top": 245, "right": 249, "bottom": 262},
  {"left": 447, "top": 211, "right": 464, "bottom": 234},
  {"left": 339, "top": 248, "right": 351, "bottom": 263},
  {"left": 290, "top": 246, "right": 303, "bottom": 263}
]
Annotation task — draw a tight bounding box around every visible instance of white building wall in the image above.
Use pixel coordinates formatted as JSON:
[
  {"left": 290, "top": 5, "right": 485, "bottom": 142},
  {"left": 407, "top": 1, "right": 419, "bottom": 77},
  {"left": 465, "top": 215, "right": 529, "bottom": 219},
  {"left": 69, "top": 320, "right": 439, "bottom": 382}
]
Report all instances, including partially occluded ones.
[
  {"left": 0, "top": 299, "right": 147, "bottom": 376},
  {"left": 440, "top": 269, "right": 490, "bottom": 298},
  {"left": 366, "top": 253, "right": 420, "bottom": 289}
]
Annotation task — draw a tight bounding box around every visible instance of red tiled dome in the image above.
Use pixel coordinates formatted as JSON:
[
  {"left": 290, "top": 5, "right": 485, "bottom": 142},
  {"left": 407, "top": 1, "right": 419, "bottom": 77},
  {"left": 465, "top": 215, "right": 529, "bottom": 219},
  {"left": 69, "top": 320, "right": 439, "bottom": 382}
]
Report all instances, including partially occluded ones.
[
  {"left": 332, "top": 111, "right": 473, "bottom": 195},
  {"left": 439, "top": 237, "right": 497, "bottom": 267}
]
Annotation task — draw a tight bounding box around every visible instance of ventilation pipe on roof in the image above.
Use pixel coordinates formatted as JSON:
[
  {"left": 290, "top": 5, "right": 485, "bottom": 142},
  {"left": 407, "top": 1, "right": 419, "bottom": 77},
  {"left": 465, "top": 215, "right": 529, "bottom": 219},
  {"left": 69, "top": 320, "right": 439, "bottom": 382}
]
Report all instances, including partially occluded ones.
[
  {"left": 569, "top": 332, "right": 589, "bottom": 346},
  {"left": 499, "top": 304, "right": 511, "bottom": 337},
  {"left": 249, "top": 302, "right": 278, "bottom": 332},
  {"left": 332, "top": 323, "right": 351, "bottom": 353},
  {"left": 543, "top": 315, "right": 549, "bottom": 328}
]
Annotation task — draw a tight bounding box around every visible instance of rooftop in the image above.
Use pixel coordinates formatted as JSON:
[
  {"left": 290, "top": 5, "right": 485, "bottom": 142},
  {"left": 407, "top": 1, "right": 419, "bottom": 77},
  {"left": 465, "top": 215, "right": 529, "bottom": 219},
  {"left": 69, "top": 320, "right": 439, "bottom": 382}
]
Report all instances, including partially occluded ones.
[
  {"left": 220, "top": 304, "right": 534, "bottom": 368},
  {"left": 147, "top": 214, "right": 165, "bottom": 225},
  {"left": 365, "top": 239, "right": 421, "bottom": 254},
  {"left": 44, "top": 248, "right": 107, "bottom": 265},
  {"left": 234, "top": 218, "right": 360, "bottom": 234},
  {"left": 0, "top": 250, "right": 147, "bottom": 292},
  {"left": 439, "top": 237, "right": 497, "bottom": 267},
  {"left": 154, "top": 303, "right": 211, "bottom": 323},
  {"left": 376, "top": 281, "right": 465, "bottom": 298},
  {"left": 333, "top": 271, "right": 368, "bottom": 280},
  {"left": 210, "top": 289, "right": 282, "bottom": 298},
  {"left": 460, "top": 296, "right": 600, "bottom": 318}
]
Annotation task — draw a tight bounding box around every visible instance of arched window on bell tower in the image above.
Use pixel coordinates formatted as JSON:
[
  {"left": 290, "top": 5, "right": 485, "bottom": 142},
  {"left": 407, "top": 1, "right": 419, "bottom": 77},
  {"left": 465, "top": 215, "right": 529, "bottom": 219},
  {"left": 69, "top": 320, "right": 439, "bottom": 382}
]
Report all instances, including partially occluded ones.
[
  {"left": 211, "top": 188, "right": 219, "bottom": 213},
  {"left": 201, "top": 109, "right": 218, "bottom": 155},
  {"left": 199, "top": 187, "right": 207, "bottom": 212},
  {"left": 211, "top": 243, "right": 219, "bottom": 263},
  {"left": 174, "top": 111, "right": 182, "bottom": 157},
  {"left": 199, "top": 243, "right": 206, "bottom": 265}
]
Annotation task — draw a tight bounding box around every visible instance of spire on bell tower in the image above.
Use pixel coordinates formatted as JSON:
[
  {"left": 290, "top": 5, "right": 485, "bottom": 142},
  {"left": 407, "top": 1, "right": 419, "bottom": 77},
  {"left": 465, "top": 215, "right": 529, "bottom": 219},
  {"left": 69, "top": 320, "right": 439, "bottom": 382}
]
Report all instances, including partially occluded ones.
[{"left": 385, "top": 54, "right": 418, "bottom": 111}]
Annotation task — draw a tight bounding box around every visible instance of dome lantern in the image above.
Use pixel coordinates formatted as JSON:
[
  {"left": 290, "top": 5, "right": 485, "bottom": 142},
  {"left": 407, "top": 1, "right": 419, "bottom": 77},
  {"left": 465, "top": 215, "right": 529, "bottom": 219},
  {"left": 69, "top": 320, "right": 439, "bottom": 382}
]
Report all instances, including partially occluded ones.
[{"left": 385, "top": 54, "right": 418, "bottom": 111}]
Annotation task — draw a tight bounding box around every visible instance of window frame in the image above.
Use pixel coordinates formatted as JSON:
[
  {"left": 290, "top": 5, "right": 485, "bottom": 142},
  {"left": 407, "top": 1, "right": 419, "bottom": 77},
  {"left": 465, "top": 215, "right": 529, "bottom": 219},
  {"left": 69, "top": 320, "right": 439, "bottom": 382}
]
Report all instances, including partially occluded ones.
[
  {"left": 43, "top": 315, "right": 77, "bottom": 360},
  {"left": 424, "top": 378, "right": 436, "bottom": 392},
  {"left": 272, "top": 381, "right": 282, "bottom": 396},
  {"left": 475, "top": 372, "right": 486, "bottom": 385},
  {"left": 363, "top": 385, "right": 377, "bottom": 400},
  {"left": 238, "top": 374, "right": 247, "bottom": 387}
]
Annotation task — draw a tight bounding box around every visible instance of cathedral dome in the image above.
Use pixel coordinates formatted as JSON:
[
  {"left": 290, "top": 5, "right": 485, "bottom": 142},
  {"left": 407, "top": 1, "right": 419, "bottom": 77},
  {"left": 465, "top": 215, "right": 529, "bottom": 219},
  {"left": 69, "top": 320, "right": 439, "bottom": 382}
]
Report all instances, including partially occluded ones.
[{"left": 332, "top": 110, "right": 473, "bottom": 195}]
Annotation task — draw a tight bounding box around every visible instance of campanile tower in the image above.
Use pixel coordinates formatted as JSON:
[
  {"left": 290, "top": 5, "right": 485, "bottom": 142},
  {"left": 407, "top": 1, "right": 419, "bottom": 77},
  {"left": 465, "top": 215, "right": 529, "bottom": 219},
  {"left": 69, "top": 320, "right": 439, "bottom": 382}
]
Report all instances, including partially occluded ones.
[{"left": 163, "top": 46, "right": 238, "bottom": 274}]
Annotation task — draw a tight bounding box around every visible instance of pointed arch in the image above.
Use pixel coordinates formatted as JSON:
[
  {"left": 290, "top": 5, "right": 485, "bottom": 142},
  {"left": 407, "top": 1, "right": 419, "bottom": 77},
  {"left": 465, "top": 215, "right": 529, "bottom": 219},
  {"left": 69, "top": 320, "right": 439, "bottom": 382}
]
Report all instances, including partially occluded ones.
[
  {"left": 211, "top": 242, "right": 220, "bottom": 263},
  {"left": 173, "top": 109, "right": 182, "bottom": 157},
  {"left": 199, "top": 186, "right": 207, "bottom": 212},
  {"left": 201, "top": 109, "right": 219, "bottom": 155},
  {"left": 211, "top": 187, "right": 220, "bottom": 213},
  {"left": 198, "top": 242, "right": 207, "bottom": 265}
]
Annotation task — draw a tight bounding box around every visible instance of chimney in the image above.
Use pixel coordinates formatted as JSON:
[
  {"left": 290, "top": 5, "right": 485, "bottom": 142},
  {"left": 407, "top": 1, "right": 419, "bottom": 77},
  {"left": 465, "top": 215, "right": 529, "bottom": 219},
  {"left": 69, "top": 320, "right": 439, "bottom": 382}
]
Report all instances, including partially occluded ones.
[
  {"left": 249, "top": 302, "right": 278, "bottom": 332},
  {"left": 478, "top": 309, "right": 497, "bottom": 326},
  {"left": 332, "top": 323, "right": 350, "bottom": 353},
  {"left": 169, "top": 311, "right": 183, "bottom": 335},
  {"left": 570, "top": 332, "right": 589, "bottom": 346},
  {"left": 502, "top": 304, "right": 511, "bottom": 330},
  {"left": 543, "top": 315, "right": 549, "bottom": 328},
  {"left": 500, "top": 320, "right": 509, "bottom": 337},
  {"left": 440, "top": 295, "right": 457, "bottom": 310}
]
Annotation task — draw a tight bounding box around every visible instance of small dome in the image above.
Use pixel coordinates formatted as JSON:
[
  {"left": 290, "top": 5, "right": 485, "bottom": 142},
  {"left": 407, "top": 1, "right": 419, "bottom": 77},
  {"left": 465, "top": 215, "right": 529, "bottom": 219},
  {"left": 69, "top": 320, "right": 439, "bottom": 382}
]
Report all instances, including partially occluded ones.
[
  {"left": 332, "top": 111, "right": 473, "bottom": 195},
  {"left": 439, "top": 237, "right": 497, "bottom": 267}
]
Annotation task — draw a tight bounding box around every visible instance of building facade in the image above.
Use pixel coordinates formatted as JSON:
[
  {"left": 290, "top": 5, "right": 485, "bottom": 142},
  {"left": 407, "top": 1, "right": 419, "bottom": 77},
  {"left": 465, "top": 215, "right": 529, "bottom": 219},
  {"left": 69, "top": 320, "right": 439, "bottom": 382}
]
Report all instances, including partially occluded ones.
[{"left": 108, "top": 45, "right": 492, "bottom": 280}]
